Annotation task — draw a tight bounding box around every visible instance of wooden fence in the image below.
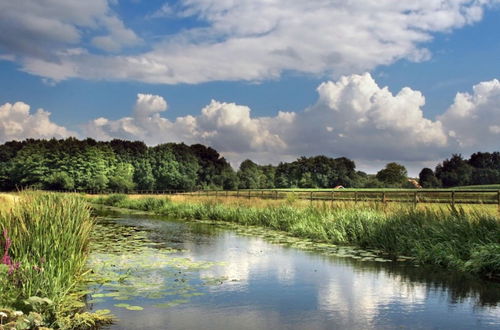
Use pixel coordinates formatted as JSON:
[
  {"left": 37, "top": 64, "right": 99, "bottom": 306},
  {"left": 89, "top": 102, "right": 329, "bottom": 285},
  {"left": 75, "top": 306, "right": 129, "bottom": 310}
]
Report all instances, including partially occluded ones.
[
  {"left": 182, "top": 189, "right": 500, "bottom": 207},
  {"left": 48, "top": 188, "right": 500, "bottom": 207}
]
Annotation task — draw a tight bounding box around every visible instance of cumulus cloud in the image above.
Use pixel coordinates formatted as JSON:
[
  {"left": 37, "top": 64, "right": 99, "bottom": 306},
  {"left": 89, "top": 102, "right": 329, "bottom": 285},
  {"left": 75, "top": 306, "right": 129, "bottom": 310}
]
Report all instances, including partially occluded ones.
[
  {"left": 83, "top": 73, "right": 453, "bottom": 169},
  {"left": 84, "top": 93, "right": 286, "bottom": 155},
  {"left": 2, "top": 0, "right": 498, "bottom": 83},
  {"left": 284, "top": 73, "right": 449, "bottom": 162},
  {"left": 0, "top": 102, "right": 74, "bottom": 142},
  {"left": 3, "top": 74, "right": 499, "bottom": 173},
  {"left": 439, "top": 78, "right": 500, "bottom": 151}
]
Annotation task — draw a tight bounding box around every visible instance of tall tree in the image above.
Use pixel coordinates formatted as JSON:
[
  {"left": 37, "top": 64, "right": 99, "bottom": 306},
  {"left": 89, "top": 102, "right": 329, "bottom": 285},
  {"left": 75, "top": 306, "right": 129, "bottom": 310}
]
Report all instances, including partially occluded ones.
[
  {"left": 376, "top": 162, "right": 408, "bottom": 186},
  {"left": 418, "top": 168, "right": 441, "bottom": 188}
]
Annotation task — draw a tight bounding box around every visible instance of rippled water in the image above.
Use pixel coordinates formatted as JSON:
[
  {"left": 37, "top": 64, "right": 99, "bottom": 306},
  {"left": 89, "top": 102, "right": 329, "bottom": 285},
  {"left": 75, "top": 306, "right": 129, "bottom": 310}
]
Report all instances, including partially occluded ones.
[{"left": 88, "top": 211, "right": 500, "bottom": 329}]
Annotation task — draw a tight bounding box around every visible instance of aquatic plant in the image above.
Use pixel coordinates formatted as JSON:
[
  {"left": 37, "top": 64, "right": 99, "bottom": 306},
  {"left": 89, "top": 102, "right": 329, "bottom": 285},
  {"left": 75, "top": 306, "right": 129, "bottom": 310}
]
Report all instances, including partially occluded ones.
[{"left": 0, "top": 192, "right": 112, "bottom": 328}]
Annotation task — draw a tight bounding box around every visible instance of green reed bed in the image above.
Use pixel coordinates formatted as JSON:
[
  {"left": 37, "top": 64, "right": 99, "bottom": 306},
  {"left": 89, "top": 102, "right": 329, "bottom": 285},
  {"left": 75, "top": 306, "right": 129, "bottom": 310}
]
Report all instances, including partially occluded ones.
[
  {"left": 93, "top": 194, "right": 500, "bottom": 279},
  {"left": 0, "top": 192, "right": 112, "bottom": 329}
]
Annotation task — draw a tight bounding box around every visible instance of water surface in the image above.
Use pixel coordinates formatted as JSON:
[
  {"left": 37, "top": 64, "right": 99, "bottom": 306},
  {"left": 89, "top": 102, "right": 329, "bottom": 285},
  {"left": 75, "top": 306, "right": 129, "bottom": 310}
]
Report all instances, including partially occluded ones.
[{"left": 88, "top": 212, "right": 500, "bottom": 329}]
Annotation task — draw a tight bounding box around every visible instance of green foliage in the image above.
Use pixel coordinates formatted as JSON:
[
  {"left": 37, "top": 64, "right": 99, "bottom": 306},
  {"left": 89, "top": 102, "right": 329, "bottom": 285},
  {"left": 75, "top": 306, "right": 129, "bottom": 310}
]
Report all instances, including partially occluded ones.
[
  {"left": 419, "top": 168, "right": 441, "bottom": 188},
  {"left": 108, "top": 163, "right": 135, "bottom": 192},
  {"left": 0, "top": 139, "right": 497, "bottom": 191},
  {"left": 0, "top": 139, "right": 237, "bottom": 192},
  {"left": 435, "top": 154, "right": 473, "bottom": 187},
  {"left": 237, "top": 160, "right": 262, "bottom": 189},
  {"left": 376, "top": 162, "right": 408, "bottom": 186},
  {"left": 273, "top": 155, "right": 359, "bottom": 189},
  {"left": 0, "top": 192, "right": 112, "bottom": 328},
  {"left": 44, "top": 172, "right": 75, "bottom": 190}
]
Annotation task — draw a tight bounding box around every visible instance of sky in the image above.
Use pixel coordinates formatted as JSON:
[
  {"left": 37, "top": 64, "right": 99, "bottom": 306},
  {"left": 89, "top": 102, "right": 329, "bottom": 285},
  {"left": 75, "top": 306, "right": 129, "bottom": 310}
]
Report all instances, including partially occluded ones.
[{"left": 1, "top": 0, "right": 500, "bottom": 175}]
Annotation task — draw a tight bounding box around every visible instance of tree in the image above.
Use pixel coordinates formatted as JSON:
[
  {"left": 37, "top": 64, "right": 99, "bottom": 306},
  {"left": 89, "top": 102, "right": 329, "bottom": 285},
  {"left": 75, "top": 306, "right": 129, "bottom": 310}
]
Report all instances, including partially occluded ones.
[
  {"left": 237, "top": 160, "right": 262, "bottom": 189},
  {"left": 108, "top": 162, "right": 135, "bottom": 192},
  {"left": 44, "top": 171, "right": 75, "bottom": 190},
  {"left": 133, "top": 159, "right": 155, "bottom": 190},
  {"left": 435, "top": 154, "right": 473, "bottom": 187},
  {"left": 376, "top": 162, "right": 407, "bottom": 186},
  {"left": 418, "top": 168, "right": 441, "bottom": 188}
]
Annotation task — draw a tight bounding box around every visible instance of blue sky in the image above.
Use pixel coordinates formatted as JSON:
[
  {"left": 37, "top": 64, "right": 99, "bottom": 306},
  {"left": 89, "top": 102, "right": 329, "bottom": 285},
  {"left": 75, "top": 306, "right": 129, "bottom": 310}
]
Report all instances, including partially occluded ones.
[{"left": 1, "top": 0, "right": 500, "bottom": 174}]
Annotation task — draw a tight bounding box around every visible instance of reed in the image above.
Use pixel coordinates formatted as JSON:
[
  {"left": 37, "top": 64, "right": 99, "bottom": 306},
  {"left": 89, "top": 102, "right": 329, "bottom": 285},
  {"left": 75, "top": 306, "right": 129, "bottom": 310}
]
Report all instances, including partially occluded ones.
[{"left": 0, "top": 192, "right": 111, "bottom": 328}]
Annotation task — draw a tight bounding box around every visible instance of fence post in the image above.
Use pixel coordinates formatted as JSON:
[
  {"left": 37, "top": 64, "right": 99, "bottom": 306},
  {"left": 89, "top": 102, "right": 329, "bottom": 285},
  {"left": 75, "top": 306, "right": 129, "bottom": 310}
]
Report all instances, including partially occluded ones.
[
  {"left": 248, "top": 190, "right": 251, "bottom": 199},
  {"left": 355, "top": 191, "right": 358, "bottom": 204},
  {"left": 451, "top": 191, "right": 455, "bottom": 207},
  {"left": 261, "top": 190, "right": 264, "bottom": 199},
  {"left": 497, "top": 190, "right": 500, "bottom": 214},
  {"left": 275, "top": 190, "right": 278, "bottom": 200},
  {"left": 236, "top": 190, "right": 240, "bottom": 198},
  {"left": 310, "top": 191, "right": 313, "bottom": 204},
  {"left": 413, "top": 191, "right": 418, "bottom": 208}
]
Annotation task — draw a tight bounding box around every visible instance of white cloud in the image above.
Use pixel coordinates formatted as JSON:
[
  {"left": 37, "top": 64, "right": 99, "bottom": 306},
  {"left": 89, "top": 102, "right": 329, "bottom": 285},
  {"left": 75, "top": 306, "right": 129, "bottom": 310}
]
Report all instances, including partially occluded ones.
[
  {"left": 0, "top": 102, "right": 74, "bottom": 142},
  {"left": 83, "top": 73, "right": 452, "bottom": 170},
  {"left": 283, "top": 73, "right": 449, "bottom": 162},
  {"left": 439, "top": 78, "right": 500, "bottom": 150},
  {"left": 0, "top": 0, "right": 140, "bottom": 60},
  {"left": 3, "top": 74, "right": 499, "bottom": 174},
  {"left": 91, "top": 15, "right": 141, "bottom": 52},
  {"left": 84, "top": 93, "right": 286, "bottom": 154},
  {"left": 2, "top": 0, "right": 498, "bottom": 83}
]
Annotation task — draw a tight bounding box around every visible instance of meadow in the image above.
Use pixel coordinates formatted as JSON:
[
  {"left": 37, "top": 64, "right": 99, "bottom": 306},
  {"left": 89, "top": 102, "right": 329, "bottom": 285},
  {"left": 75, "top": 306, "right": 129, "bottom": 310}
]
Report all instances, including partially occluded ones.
[
  {"left": 0, "top": 192, "right": 112, "bottom": 329},
  {"left": 91, "top": 193, "right": 500, "bottom": 279}
]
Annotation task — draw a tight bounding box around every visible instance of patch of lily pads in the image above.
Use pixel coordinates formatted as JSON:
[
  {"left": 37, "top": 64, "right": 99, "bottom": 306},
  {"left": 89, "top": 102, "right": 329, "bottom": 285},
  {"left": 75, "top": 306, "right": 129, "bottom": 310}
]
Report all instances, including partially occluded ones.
[{"left": 87, "top": 221, "right": 227, "bottom": 313}]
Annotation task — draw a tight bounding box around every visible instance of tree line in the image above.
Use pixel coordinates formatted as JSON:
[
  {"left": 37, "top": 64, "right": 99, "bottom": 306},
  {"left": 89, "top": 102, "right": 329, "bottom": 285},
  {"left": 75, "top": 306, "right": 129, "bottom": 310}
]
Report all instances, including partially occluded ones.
[
  {"left": 0, "top": 138, "right": 498, "bottom": 191},
  {"left": 419, "top": 152, "right": 500, "bottom": 188}
]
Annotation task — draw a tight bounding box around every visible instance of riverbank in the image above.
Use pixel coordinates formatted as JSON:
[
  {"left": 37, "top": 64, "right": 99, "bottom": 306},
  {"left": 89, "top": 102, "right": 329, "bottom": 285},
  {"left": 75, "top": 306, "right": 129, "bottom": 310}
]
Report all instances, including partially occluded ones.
[
  {"left": 0, "top": 192, "right": 112, "bottom": 329},
  {"left": 91, "top": 194, "right": 500, "bottom": 279}
]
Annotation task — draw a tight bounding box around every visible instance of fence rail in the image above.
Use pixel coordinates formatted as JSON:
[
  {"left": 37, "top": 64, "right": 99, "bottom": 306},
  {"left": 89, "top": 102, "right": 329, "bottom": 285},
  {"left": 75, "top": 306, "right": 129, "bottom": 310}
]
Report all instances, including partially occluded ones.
[{"left": 21, "top": 188, "right": 500, "bottom": 207}]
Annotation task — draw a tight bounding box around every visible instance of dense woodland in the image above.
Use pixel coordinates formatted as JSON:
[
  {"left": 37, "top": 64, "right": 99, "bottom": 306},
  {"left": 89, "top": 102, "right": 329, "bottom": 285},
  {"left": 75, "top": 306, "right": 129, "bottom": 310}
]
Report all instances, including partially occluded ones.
[{"left": 0, "top": 138, "right": 498, "bottom": 191}]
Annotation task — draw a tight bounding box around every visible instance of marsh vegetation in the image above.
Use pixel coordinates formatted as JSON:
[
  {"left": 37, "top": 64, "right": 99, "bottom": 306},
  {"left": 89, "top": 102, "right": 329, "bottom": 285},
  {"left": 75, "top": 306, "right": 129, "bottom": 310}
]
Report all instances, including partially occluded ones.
[{"left": 0, "top": 192, "right": 112, "bottom": 329}]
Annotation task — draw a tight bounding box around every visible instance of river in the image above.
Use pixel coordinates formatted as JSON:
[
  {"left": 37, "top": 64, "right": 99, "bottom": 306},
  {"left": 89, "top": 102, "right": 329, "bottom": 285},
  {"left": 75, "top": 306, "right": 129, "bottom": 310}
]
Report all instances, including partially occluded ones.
[{"left": 87, "top": 211, "right": 500, "bottom": 329}]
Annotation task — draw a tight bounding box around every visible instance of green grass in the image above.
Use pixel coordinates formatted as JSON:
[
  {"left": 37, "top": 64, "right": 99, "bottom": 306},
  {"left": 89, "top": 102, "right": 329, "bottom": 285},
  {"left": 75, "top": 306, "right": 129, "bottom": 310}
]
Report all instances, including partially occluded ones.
[
  {"left": 92, "top": 194, "right": 500, "bottom": 279},
  {"left": 451, "top": 184, "right": 500, "bottom": 190},
  {"left": 0, "top": 192, "right": 112, "bottom": 328}
]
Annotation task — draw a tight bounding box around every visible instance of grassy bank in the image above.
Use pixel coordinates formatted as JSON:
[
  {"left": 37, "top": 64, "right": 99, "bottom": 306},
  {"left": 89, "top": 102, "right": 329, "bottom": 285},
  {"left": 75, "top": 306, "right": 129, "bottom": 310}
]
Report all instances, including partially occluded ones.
[
  {"left": 92, "top": 194, "right": 500, "bottom": 279},
  {"left": 0, "top": 192, "right": 112, "bottom": 329}
]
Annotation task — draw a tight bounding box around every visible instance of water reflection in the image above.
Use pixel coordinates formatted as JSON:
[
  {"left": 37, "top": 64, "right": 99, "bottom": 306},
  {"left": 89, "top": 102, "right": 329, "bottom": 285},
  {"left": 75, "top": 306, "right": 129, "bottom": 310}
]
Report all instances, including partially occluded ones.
[{"left": 90, "top": 212, "right": 500, "bottom": 329}]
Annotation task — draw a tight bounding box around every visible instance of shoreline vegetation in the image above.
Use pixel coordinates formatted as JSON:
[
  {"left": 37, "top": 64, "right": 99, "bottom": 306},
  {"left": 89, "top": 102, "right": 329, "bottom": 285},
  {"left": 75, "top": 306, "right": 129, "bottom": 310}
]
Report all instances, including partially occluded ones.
[
  {"left": 0, "top": 192, "right": 112, "bottom": 329},
  {"left": 91, "top": 194, "right": 500, "bottom": 279}
]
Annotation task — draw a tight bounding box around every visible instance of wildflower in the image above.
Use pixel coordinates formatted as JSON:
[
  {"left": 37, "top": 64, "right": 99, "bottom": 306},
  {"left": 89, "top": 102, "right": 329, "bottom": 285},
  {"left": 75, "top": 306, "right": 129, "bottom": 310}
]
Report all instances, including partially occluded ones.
[
  {"left": 2, "top": 229, "right": 12, "bottom": 265},
  {"left": 0, "top": 312, "right": 7, "bottom": 318},
  {"left": 12, "top": 311, "right": 23, "bottom": 317}
]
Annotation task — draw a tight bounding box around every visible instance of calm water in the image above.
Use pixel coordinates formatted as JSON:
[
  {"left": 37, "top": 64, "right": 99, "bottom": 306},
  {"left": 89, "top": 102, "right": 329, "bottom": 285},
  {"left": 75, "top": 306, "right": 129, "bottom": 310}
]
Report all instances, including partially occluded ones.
[{"left": 88, "top": 212, "right": 500, "bottom": 330}]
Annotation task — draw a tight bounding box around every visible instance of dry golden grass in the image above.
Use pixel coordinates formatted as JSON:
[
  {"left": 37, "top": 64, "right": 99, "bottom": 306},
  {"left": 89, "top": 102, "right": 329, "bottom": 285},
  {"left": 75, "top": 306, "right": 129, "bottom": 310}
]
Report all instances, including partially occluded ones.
[
  {"left": 0, "top": 193, "right": 19, "bottom": 211},
  {"left": 87, "top": 192, "right": 499, "bottom": 216}
]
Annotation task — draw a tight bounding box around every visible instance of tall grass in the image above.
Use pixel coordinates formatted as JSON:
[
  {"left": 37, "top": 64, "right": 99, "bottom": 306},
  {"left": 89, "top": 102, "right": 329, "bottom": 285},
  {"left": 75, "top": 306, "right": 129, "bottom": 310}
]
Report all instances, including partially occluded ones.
[
  {"left": 0, "top": 192, "right": 110, "bottom": 328},
  {"left": 94, "top": 194, "right": 500, "bottom": 278}
]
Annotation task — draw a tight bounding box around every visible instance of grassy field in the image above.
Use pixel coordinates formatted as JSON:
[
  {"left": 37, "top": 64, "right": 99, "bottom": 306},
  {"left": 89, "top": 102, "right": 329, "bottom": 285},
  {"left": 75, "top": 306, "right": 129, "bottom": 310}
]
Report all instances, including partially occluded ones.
[
  {"left": 451, "top": 184, "right": 500, "bottom": 190},
  {"left": 90, "top": 194, "right": 500, "bottom": 279},
  {"left": 134, "top": 188, "right": 500, "bottom": 206},
  {"left": 0, "top": 192, "right": 112, "bottom": 329},
  {"left": 91, "top": 191, "right": 499, "bottom": 215}
]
